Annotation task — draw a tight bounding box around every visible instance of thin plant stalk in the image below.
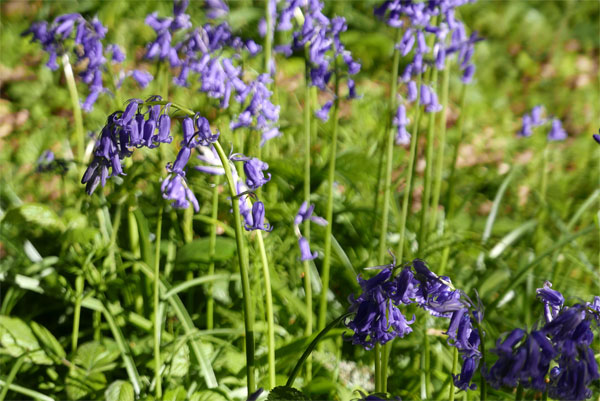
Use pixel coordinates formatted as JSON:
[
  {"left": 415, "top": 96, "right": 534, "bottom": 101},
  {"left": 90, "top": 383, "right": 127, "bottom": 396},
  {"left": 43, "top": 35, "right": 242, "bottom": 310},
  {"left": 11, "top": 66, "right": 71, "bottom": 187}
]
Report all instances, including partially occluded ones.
[
  {"left": 286, "top": 313, "right": 352, "bottom": 388},
  {"left": 264, "top": 0, "right": 273, "bottom": 76},
  {"left": 379, "top": 29, "right": 403, "bottom": 394},
  {"left": 377, "top": 28, "right": 403, "bottom": 264},
  {"left": 153, "top": 205, "right": 164, "bottom": 398},
  {"left": 71, "top": 274, "right": 84, "bottom": 353},
  {"left": 317, "top": 60, "right": 340, "bottom": 333},
  {"left": 256, "top": 232, "right": 276, "bottom": 389},
  {"left": 0, "top": 355, "right": 25, "bottom": 401},
  {"left": 61, "top": 54, "right": 85, "bottom": 163},
  {"left": 429, "top": 63, "right": 451, "bottom": 233},
  {"left": 397, "top": 74, "right": 423, "bottom": 262},
  {"left": 418, "top": 67, "right": 439, "bottom": 256},
  {"left": 206, "top": 175, "right": 220, "bottom": 330},
  {"left": 303, "top": 54, "right": 314, "bottom": 380},
  {"left": 449, "top": 347, "right": 458, "bottom": 401},
  {"left": 213, "top": 140, "right": 255, "bottom": 394},
  {"left": 374, "top": 343, "right": 382, "bottom": 392},
  {"left": 439, "top": 84, "right": 468, "bottom": 276},
  {"left": 476, "top": 319, "right": 487, "bottom": 401}
]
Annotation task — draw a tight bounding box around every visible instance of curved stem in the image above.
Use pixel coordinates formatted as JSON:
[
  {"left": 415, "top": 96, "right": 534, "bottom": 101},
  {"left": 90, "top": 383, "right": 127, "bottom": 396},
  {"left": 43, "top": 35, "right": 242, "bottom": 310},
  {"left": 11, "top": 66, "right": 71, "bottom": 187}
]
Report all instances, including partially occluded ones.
[
  {"left": 0, "top": 355, "right": 25, "bottom": 401},
  {"left": 213, "top": 141, "right": 255, "bottom": 394},
  {"left": 449, "top": 347, "right": 458, "bottom": 401},
  {"left": 153, "top": 205, "right": 164, "bottom": 398},
  {"left": 256, "top": 232, "right": 276, "bottom": 389},
  {"left": 429, "top": 63, "right": 451, "bottom": 233},
  {"left": 303, "top": 51, "right": 313, "bottom": 380},
  {"left": 318, "top": 60, "right": 340, "bottom": 333},
  {"left": 475, "top": 319, "right": 487, "bottom": 401},
  {"left": 207, "top": 175, "right": 220, "bottom": 330},
  {"left": 61, "top": 54, "right": 85, "bottom": 163},
  {"left": 286, "top": 313, "right": 352, "bottom": 388},
  {"left": 71, "top": 274, "right": 84, "bottom": 353},
  {"left": 378, "top": 28, "right": 403, "bottom": 264},
  {"left": 397, "top": 74, "right": 423, "bottom": 262},
  {"left": 418, "top": 67, "right": 439, "bottom": 257}
]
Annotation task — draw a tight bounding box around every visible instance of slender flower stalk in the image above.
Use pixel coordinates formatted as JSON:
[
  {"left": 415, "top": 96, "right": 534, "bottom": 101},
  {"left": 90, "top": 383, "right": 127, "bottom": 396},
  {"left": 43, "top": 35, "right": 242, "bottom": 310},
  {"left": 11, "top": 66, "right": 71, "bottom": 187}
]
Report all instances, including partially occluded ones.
[
  {"left": 419, "top": 67, "right": 439, "bottom": 256},
  {"left": 397, "top": 74, "right": 423, "bottom": 262},
  {"left": 206, "top": 175, "right": 220, "bottom": 330},
  {"left": 439, "top": 84, "right": 467, "bottom": 276},
  {"left": 317, "top": 62, "right": 340, "bottom": 334},
  {"left": 429, "top": 63, "right": 451, "bottom": 233},
  {"left": 61, "top": 54, "right": 85, "bottom": 162},
  {"left": 378, "top": 28, "right": 402, "bottom": 264},
  {"left": 213, "top": 140, "right": 255, "bottom": 394},
  {"left": 303, "top": 52, "right": 313, "bottom": 380},
  {"left": 256, "top": 232, "right": 275, "bottom": 389},
  {"left": 153, "top": 205, "right": 164, "bottom": 398},
  {"left": 71, "top": 274, "right": 84, "bottom": 353}
]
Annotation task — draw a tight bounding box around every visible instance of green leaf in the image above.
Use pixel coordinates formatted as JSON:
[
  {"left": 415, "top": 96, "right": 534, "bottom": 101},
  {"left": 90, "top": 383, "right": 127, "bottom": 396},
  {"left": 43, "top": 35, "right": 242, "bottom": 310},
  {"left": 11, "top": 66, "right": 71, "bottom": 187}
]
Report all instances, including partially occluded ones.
[
  {"left": 66, "top": 340, "right": 119, "bottom": 400},
  {"left": 169, "top": 343, "right": 189, "bottom": 377},
  {"left": 0, "top": 315, "right": 52, "bottom": 365},
  {"left": 2, "top": 204, "right": 64, "bottom": 236},
  {"left": 163, "top": 386, "right": 187, "bottom": 401},
  {"left": 104, "top": 381, "right": 134, "bottom": 401},
  {"left": 176, "top": 237, "right": 236, "bottom": 265},
  {"left": 267, "top": 386, "right": 310, "bottom": 401},
  {"left": 66, "top": 369, "right": 106, "bottom": 400},
  {"left": 30, "top": 320, "right": 66, "bottom": 360}
]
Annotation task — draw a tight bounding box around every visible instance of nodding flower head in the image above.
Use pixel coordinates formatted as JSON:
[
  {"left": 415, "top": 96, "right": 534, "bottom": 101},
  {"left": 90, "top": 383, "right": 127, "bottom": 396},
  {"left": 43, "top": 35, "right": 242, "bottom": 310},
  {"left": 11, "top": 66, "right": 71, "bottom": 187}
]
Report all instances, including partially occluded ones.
[
  {"left": 244, "top": 201, "right": 273, "bottom": 232},
  {"left": 547, "top": 118, "right": 567, "bottom": 141},
  {"left": 298, "top": 236, "right": 318, "bottom": 261},
  {"left": 536, "top": 281, "right": 564, "bottom": 323}
]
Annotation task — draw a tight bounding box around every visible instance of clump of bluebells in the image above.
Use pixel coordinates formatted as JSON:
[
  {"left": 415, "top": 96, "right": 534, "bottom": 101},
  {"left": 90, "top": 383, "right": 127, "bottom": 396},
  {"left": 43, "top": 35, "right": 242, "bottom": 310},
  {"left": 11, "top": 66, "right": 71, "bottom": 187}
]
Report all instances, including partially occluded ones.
[
  {"left": 143, "top": 0, "right": 280, "bottom": 146},
  {"left": 518, "top": 105, "right": 568, "bottom": 141},
  {"left": 23, "top": 13, "right": 151, "bottom": 111},
  {"left": 374, "top": 0, "right": 482, "bottom": 145},
  {"left": 268, "top": 0, "right": 362, "bottom": 121},
  {"left": 345, "top": 257, "right": 484, "bottom": 390},
  {"left": 487, "top": 282, "right": 599, "bottom": 400}
]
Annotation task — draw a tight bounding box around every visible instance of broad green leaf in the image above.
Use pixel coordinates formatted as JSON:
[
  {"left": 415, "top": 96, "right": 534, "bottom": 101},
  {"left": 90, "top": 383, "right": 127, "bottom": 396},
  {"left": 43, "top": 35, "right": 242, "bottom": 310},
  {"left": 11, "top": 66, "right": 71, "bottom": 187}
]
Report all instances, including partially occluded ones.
[
  {"left": 267, "top": 386, "right": 310, "bottom": 401},
  {"left": 163, "top": 386, "right": 187, "bottom": 401},
  {"left": 66, "top": 368, "right": 106, "bottom": 400},
  {"left": 104, "top": 380, "right": 134, "bottom": 401},
  {"left": 176, "top": 237, "right": 236, "bottom": 265},
  {"left": 2, "top": 204, "right": 64, "bottom": 236},
  {"left": 169, "top": 343, "right": 189, "bottom": 377},
  {"left": 0, "top": 315, "right": 52, "bottom": 365},
  {"left": 73, "top": 340, "right": 120, "bottom": 373},
  {"left": 189, "top": 390, "right": 229, "bottom": 401},
  {"left": 30, "top": 320, "right": 66, "bottom": 360}
]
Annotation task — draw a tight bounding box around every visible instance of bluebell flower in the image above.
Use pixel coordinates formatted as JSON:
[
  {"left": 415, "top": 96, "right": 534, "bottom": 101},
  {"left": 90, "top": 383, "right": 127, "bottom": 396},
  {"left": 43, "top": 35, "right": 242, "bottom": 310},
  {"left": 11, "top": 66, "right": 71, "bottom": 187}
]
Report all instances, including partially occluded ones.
[
  {"left": 593, "top": 130, "right": 600, "bottom": 145},
  {"left": 518, "top": 114, "right": 533, "bottom": 137},
  {"left": 161, "top": 173, "right": 199, "bottom": 212},
  {"left": 131, "top": 70, "right": 154, "bottom": 89},
  {"left": 245, "top": 201, "right": 272, "bottom": 232},
  {"left": 547, "top": 118, "right": 567, "bottom": 141},
  {"left": 536, "top": 281, "right": 564, "bottom": 323},
  {"left": 298, "top": 237, "right": 318, "bottom": 261},
  {"left": 294, "top": 201, "right": 327, "bottom": 226},
  {"left": 454, "top": 356, "right": 478, "bottom": 391},
  {"left": 230, "top": 156, "right": 271, "bottom": 190},
  {"left": 315, "top": 100, "right": 334, "bottom": 121}
]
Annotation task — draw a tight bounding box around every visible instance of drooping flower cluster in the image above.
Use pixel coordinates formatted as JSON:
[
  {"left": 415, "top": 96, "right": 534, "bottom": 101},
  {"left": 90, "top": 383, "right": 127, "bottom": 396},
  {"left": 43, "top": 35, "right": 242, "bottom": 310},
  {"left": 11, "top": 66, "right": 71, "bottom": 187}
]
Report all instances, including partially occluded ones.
[
  {"left": 518, "top": 105, "right": 567, "bottom": 141},
  {"left": 486, "top": 282, "right": 599, "bottom": 400},
  {"left": 143, "top": 1, "right": 280, "bottom": 146},
  {"left": 344, "top": 258, "right": 483, "bottom": 390},
  {"left": 293, "top": 202, "right": 327, "bottom": 261},
  {"left": 23, "top": 14, "right": 151, "bottom": 111},
  {"left": 81, "top": 97, "right": 218, "bottom": 212},
  {"left": 269, "top": 0, "right": 362, "bottom": 121}
]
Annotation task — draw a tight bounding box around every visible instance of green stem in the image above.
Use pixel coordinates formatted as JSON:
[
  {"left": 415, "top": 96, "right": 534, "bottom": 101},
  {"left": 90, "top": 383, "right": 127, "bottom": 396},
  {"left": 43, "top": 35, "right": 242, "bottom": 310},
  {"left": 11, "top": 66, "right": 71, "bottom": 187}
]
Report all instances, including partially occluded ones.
[
  {"left": 381, "top": 341, "right": 391, "bottom": 393},
  {"left": 213, "top": 141, "right": 255, "bottom": 394},
  {"left": 439, "top": 84, "right": 468, "bottom": 276},
  {"left": 0, "top": 379, "right": 53, "bottom": 401},
  {"left": 515, "top": 383, "right": 524, "bottom": 401},
  {"left": 71, "top": 274, "right": 84, "bottom": 353},
  {"left": 318, "top": 60, "right": 340, "bottom": 334},
  {"left": 418, "top": 67, "right": 439, "bottom": 257},
  {"left": 153, "top": 205, "right": 164, "bottom": 398},
  {"left": 256, "top": 232, "right": 275, "bottom": 389},
  {"left": 449, "top": 347, "right": 458, "bottom": 401},
  {"left": 397, "top": 74, "right": 423, "bottom": 262},
  {"left": 286, "top": 313, "right": 352, "bottom": 388},
  {"left": 374, "top": 343, "right": 382, "bottom": 392},
  {"left": 475, "top": 319, "right": 487, "bottom": 401},
  {"left": 429, "top": 63, "right": 451, "bottom": 233},
  {"left": 61, "top": 54, "right": 85, "bottom": 163},
  {"left": 422, "top": 324, "right": 431, "bottom": 399},
  {"left": 378, "top": 28, "right": 403, "bottom": 264},
  {"left": 207, "top": 175, "right": 220, "bottom": 330},
  {"left": 264, "top": 0, "right": 273, "bottom": 76},
  {"left": 0, "top": 355, "right": 25, "bottom": 401},
  {"left": 303, "top": 51, "right": 314, "bottom": 381}
]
